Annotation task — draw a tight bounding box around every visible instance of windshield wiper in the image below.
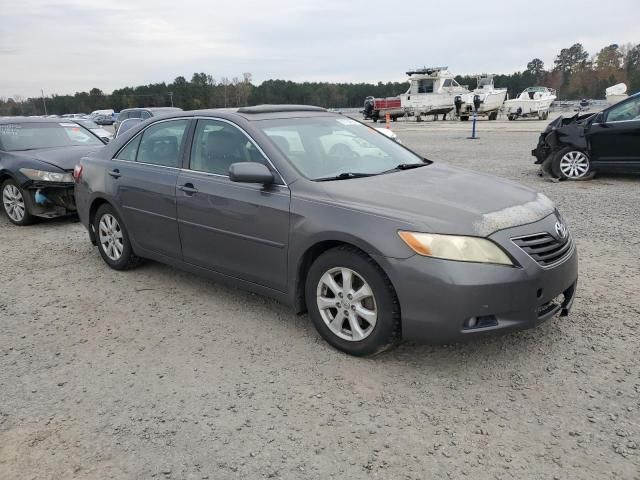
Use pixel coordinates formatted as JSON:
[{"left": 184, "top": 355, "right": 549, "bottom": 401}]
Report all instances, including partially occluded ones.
[
  {"left": 386, "top": 163, "right": 428, "bottom": 172},
  {"left": 315, "top": 172, "right": 379, "bottom": 181}
]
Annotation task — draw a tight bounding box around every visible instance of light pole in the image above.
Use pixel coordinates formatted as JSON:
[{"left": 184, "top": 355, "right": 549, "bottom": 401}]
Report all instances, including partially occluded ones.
[
  {"left": 168, "top": 92, "right": 174, "bottom": 107},
  {"left": 41, "top": 89, "right": 48, "bottom": 115}
]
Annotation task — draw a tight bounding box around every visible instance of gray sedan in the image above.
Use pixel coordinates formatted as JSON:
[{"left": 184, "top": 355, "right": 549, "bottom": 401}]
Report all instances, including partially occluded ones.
[{"left": 74, "top": 106, "right": 578, "bottom": 356}]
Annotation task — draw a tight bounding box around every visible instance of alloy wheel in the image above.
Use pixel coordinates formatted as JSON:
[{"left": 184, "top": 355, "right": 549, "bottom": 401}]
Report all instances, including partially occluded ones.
[
  {"left": 98, "top": 213, "right": 124, "bottom": 261},
  {"left": 316, "top": 267, "right": 377, "bottom": 341},
  {"left": 2, "top": 184, "right": 26, "bottom": 222},
  {"left": 559, "top": 151, "right": 589, "bottom": 178}
]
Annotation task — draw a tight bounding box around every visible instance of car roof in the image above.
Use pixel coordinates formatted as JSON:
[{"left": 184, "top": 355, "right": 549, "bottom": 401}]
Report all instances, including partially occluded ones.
[
  {"left": 172, "top": 105, "right": 331, "bottom": 121},
  {"left": 121, "top": 107, "right": 183, "bottom": 112}
]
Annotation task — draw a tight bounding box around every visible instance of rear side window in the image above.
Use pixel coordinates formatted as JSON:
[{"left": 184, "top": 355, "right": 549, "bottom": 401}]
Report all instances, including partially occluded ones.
[
  {"left": 115, "top": 135, "right": 141, "bottom": 161},
  {"left": 129, "top": 110, "right": 142, "bottom": 119},
  {"left": 119, "top": 112, "right": 130, "bottom": 121},
  {"left": 140, "top": 111, "right": 152, "bottom": 120},
  {"left": 136, "top": 120, "right": 189, "bottom": 168}
]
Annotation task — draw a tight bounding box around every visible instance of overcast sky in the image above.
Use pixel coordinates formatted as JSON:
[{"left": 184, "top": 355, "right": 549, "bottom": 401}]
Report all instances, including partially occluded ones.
[{"left": 1, "top": 0, "right": 638, "bottom": 98}]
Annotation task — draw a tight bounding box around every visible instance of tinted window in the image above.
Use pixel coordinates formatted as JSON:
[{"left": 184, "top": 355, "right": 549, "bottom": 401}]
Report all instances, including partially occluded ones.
[
  {"left": 115, "top": 135, "right": 141, "bottom": 161},
  {"left": 418, "top": 80, "right": 434, "bottom": 93},
  {"left": 606, "top": 96, "right": 640, "bottom": 122},
  {"left": 130, "top": 111, "right": 142, "bottom": 119},
  {"left": 140, "top": 111, "right": 152, "bottom": 120},
  {"left": 189, "top": 119, "right": 266, "bottom": 175},
  {"left": 136, "top": 120, "right": 189, "bottom": 168}
]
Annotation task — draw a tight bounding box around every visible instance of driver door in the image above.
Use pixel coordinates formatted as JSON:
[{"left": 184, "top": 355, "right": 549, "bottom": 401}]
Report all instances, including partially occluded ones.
[{"left": 588, "top": 95, "right": 640, "bottom": 166}]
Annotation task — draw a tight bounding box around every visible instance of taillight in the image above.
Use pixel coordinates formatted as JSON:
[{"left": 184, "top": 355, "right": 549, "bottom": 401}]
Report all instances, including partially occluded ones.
[{"left": 73, "top": 164, "right": 83, "bottom": 182}]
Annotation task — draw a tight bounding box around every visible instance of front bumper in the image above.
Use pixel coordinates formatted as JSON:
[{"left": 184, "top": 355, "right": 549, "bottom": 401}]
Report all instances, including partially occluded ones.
[
  {"left": 532, "top": 133, "right": 551, "bottom": 164},
  {"left": 22, "top": 183, "right": 76, "bottom": 219},
  {"left": 378, "top": 215, "right": 579, "bottom": 344}
]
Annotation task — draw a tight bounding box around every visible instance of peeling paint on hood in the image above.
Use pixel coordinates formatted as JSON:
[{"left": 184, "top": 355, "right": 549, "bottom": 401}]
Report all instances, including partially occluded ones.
[{"left": 473, "top": 193, "right": 555, "bottom": 236}]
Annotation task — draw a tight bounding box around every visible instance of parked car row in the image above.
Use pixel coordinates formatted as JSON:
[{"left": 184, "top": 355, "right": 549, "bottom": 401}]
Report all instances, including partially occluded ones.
[{"left": 2, "top": 106, "right": 581, "bottom": 356}]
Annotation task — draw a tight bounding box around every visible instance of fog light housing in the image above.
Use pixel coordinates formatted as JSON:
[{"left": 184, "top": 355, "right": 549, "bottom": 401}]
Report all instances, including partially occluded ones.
[{"left": 464, "top": 315, "right": 498, "bottom": 330}]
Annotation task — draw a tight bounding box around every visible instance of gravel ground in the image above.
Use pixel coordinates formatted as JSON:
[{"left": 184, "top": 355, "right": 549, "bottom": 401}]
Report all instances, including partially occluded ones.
[{"left": 1, "top": 115, "right": 639, "bottom": 480}]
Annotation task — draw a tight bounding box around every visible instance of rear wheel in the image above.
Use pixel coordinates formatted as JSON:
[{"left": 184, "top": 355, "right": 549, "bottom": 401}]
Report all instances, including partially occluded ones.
[
  {"left": 460, "top": 115, "right": 469, "bottom": 121},
  {"left": 94, "top": 203, "right": 141, "bottom": 270},
  {"left": 508, "top": 114, "right": 515, "bottom": 121},
  {"left": 305, "top": 246, "right": 400, "bottom": 356},
  {"left": 1, "top": 179, "right": 35, "bottom": 226},
  {"left": 551, "top": 147, "right": 593, "bottom": 180},
  {"left": 488, "top": 111, "right": 498, "bottom": 120}
]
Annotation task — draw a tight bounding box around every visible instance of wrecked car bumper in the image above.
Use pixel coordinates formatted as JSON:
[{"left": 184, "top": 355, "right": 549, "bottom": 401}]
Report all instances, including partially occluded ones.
[
  {"left": 376, "top": 213, "right": 578, "bottom": 344},
  {"left": 532, "top": 133, "right": 551, "bottom": 164},
  {"left": 21, "top": 182, "right": 76, "bottom": 218}
]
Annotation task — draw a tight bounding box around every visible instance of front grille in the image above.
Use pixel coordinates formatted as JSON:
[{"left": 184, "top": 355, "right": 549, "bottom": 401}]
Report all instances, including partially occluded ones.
[{"left": 512, "top": 232, "right": 573, "bottom": 267}]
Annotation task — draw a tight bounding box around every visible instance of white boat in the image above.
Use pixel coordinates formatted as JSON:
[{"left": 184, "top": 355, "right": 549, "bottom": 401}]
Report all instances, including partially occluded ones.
[
  {"left": 400, "top": 67, "right": 469, "bottom": 120},
  {"left": 365, "top": 67, "right": 469, "bottom": 122},
  {"left": 455, "top": 75, "right": 507, "bottom": 121},
  {"left": 503, "top": 86, "right": 556, "bottom": 120},
  {"left": 606, "top": 83, "right": 628, "bottom": 105}
]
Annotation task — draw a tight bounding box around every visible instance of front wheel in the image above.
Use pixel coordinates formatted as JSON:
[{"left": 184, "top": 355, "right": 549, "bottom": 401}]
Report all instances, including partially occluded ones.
[
  {"left": 305, "top": 247, "right": 400, "bottom": 356},
  {"left": 1, "top": 179, "right": 35, "bottom": 226},
  {"left": 93, "top": 203, "right": 141, "bottom": 270},
  {"left": 551, "top": 147, "right": 593, "bottom": 180}
]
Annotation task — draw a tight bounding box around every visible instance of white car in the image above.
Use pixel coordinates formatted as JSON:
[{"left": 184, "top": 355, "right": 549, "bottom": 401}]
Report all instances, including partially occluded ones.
[{"left": 72, "top": 119, "right": 113, "bottom": 143}]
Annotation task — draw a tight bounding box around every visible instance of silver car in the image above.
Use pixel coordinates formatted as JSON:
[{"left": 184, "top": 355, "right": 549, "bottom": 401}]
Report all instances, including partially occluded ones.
[{"left": 74, "top": 106, "right": 578, "bottom": 356}]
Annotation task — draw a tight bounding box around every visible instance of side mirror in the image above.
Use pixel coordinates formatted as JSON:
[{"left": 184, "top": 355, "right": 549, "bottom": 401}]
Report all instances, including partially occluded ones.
[
  {"left": 228, "top": 162, "right": 274, "bottom": 184},
  {"left": 592, "top": 112, "right": 605, "bottom": 124}
]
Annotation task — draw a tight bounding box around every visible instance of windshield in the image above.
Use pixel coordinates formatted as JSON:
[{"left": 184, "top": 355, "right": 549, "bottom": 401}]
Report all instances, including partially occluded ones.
[
  {"left": 0, "top": 122, "right": 103, "bottom": 151},
  {"left": 256, "top": 116, "right": 424, "bottom": 180}
]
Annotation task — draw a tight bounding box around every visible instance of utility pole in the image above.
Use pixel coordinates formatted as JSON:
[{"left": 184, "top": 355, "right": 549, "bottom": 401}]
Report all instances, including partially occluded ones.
[
  {"left": 41, "top": 89, "right": 48, "bottom": 115},
  {"left": 168, "top": 92, "right": 174, "bottom": 107}
]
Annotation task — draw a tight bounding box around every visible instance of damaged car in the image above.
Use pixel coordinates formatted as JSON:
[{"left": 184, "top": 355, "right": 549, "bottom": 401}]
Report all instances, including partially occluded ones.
[
  {"left": 533, "top": 92, "right": 640, "bottom": 179},
  {"left": 0, "top": 117, "right": 105, "bottom": 225}
]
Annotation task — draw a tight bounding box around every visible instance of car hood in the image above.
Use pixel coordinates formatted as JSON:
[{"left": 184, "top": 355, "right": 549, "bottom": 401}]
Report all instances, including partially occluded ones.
[
  {"left": 317, "top": 163, "right": 555, "bottom": 236},
  {"left": 8, "top": 145, "right": 103, "bottom": 171},
  {"left": 543, "top": 112, "right": 594, "bottom": 134}
]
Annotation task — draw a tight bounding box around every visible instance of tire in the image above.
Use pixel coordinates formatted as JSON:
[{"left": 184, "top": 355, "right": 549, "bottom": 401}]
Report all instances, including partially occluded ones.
[
  {"left": 93, "top": 203, "right": 141, "bottom": 270},
  {"left": 305, "top": 246, "right": 400, "bottom": 356},
  {"left": 488, "top": 111, "right": 498, "bottom": 121},
  {"left": 460, "top": 115, "right": 469, "bottom": 121},
  {"left": 508, "top": 115, "right": 515, "bottom": 121},
  {"left": 1, "top": 179, "right": 35, "bottom": 226},
  {"left": 551, "top": 147, "right": 593, "bottom": 180},
  {"left": 543, "top": 111, "right": 549, "bottom": 120}
]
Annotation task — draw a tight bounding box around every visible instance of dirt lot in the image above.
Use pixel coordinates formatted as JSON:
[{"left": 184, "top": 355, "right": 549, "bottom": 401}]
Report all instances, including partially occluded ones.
[{"left": 1, "top": 115, "right": 639, "bottom": 480}]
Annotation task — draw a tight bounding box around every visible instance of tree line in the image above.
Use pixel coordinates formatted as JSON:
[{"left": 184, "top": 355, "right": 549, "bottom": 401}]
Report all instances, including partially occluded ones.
[{"left": 1, "top": 42, "right": 638, "bottom": 116}]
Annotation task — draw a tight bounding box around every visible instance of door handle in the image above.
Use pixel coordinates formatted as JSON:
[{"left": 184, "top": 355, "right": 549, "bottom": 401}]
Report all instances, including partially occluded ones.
[
  {"left": 178, "top": 183, "right": 198, "bottom": 195},
  {"left": 108, "top": 169, "right": 121, "bottom": 179}
]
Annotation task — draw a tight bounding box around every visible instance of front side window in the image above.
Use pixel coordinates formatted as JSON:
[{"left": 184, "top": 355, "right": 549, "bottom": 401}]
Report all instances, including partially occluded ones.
[
  {"left": 114, "top": 135, "right": 141, "bottom": 161},
  {"left": 0, "top": 122, "right": 103, "bottom": 151},
  {"left": 257, "top": 116, "right": 424, "bottom": 180},
  {"left": 136, "top": 119, "right": 189, "bottom": 167},
  {"left": 606, "top": 96, "right": 640, "bottom": 122},
  {"left": 189, "top": 119, "right": 267, "bottom": 175}
]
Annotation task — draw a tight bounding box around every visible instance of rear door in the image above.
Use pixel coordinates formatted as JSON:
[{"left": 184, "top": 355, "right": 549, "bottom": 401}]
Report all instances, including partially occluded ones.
[
  {"left": 110, "top": 118, "right": 191, "bottom": 259},
  {"left": 588, "top": 95, "right": 640, "bottom": 167},
  {"left": 176, "top": 118, "right": 290, "bottom": 292}
]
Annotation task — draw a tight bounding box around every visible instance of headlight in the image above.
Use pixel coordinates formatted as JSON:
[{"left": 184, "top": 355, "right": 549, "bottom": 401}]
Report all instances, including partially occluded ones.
[
  {"left": 19, "top": 168, "right": 74, "bottom": 183},
  {"left": 398, "top": 231, "right": 513, "bottom": 266}
]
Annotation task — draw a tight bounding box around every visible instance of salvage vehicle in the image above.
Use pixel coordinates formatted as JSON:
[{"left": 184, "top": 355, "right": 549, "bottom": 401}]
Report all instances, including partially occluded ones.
[
  {"left": 0, "top": 117, "right": 105, "bottom": 225},
  {"left": 75, "top": 105, "right": 578, "bottom": 356},
  {"left": 532, "top": 92, "right": 640, "bottom": 179}
]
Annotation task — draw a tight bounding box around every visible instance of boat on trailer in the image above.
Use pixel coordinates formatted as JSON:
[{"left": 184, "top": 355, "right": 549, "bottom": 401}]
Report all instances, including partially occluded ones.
[
  {"left": 503, "top": 86, "right": 556, "bottom": 120},
  {"left": 455, "top": 74, "right": 507, "bottom": 121},
  {"left": 363, "top": 67, "right": 470, "bottom": 122}
]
